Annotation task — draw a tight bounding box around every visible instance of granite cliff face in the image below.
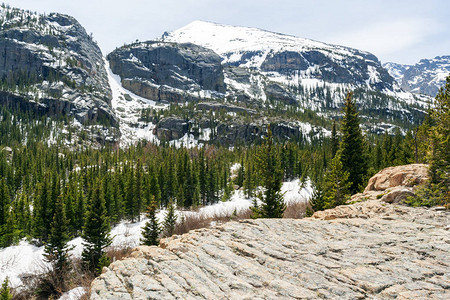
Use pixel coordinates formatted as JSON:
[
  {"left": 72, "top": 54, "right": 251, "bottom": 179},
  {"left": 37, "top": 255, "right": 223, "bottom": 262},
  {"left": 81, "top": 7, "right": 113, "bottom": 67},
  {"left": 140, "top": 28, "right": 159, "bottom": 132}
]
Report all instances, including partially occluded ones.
[
  {"left": 0, "top": 5, "right": 118, "bottom": 141},
  {"left": 107, "top": 41, "right": 226, "bottom": 102},
  {"left": 90, "top": 164, "right": 449, "bottom": 299}
]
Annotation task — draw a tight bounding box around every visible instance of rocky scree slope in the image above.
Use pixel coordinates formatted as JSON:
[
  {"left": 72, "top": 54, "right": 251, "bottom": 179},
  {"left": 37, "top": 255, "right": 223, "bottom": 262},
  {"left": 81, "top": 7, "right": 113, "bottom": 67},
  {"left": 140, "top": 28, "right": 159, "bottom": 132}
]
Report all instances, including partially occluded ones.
[
  {"left": 384, "top": 56, "right": 450, "bottom": 97},
  {"left": 0, "top": 5, "right": 118, "bottom": 142},
  {"left": 90, "top": 164, "right": 449, "bottom": 299}
]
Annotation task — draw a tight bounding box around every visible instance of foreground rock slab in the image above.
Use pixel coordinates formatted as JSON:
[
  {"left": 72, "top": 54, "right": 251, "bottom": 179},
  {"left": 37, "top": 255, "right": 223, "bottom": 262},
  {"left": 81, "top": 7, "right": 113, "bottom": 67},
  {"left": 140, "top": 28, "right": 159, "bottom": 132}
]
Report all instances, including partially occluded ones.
[{"left": 90, "top": 202, "right": 449, "bottom": 299}]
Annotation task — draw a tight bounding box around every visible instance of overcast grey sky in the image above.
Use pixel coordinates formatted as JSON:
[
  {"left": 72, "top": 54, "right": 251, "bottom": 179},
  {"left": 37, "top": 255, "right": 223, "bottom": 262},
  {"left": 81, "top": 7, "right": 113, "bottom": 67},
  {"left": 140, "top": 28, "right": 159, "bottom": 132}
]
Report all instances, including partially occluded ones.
[{"left": 10, "top": 0, "right": 450, "bottom": 64}]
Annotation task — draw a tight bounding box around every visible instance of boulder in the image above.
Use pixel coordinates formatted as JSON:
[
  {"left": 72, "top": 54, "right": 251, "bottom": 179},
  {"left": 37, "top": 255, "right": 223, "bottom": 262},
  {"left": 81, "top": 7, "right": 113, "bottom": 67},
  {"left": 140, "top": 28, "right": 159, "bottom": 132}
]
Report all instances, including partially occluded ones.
[
  {"left": 380, "top": 188, "right": 415, "bottom": 204},
  {"left": 364, "top": 164, "right": 428, "bottom": 192}
]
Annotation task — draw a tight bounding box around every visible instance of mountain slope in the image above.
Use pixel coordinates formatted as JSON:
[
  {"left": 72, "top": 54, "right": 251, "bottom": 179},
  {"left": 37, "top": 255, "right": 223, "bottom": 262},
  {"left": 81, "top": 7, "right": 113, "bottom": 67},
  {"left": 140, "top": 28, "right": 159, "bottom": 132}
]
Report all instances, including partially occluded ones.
[
  {"left": 163, "top": 20, "right": 396, "bottom": 91},
  {"left": 0, "top": 4, "right": 119, "bottom": 144},
  {"left": 106, "top": 20, "right": 429, "bottom": 145}
]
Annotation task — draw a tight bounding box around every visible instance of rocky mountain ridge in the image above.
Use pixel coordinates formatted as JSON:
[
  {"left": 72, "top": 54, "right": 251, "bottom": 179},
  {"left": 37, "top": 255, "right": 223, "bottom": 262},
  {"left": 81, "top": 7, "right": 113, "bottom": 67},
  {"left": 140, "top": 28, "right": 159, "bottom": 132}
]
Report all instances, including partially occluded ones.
[
  {"left": 107, "top": 21, "right": 432, "bottom": 145},
  {"left": 0, "top": 5, "right": 445, "bottom": 147},
  {"left": 384, "top": 56, "right": 450, "bottom": 96}
]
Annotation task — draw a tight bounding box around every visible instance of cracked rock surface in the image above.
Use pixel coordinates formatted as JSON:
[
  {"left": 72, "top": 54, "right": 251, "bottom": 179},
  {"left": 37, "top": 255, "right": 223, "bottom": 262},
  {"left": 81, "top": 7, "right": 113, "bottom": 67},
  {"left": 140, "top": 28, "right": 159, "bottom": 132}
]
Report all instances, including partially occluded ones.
[{"left": 90, "top": 200, "right": 449, "bottom": 299}]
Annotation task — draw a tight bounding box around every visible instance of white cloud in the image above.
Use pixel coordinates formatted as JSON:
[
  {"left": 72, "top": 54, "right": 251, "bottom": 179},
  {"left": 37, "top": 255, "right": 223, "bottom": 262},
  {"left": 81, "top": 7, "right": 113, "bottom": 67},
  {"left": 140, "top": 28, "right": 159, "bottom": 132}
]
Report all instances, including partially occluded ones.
[{"left": 326, "top": 18, "right": 441, "bottom": 57}]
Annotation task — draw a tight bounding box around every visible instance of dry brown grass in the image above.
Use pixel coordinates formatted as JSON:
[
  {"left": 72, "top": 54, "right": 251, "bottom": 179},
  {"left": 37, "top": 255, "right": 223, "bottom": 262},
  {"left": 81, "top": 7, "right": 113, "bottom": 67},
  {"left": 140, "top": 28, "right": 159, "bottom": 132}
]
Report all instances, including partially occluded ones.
[
  {"left": 173, "top": 200, "right": 308, "bottom": 236},
  {"left": 283, "top": 201, "right": 309, "bottom": 219},
  {"left": 76, "top": 246, "right": 135, "bottom": 299},
  {"left": 106, "top": 246, "right": 135, "bottom": 264},
  {"left": 174, "top": 208, "right": 253, "bottom": 235}
]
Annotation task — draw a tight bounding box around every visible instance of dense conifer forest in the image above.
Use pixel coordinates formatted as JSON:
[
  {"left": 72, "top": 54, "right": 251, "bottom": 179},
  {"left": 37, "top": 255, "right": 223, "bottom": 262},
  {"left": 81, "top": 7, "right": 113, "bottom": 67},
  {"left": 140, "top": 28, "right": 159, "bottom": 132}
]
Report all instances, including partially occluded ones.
[{"left": 0, "top": 76, "right": 448, "bottom": 298}]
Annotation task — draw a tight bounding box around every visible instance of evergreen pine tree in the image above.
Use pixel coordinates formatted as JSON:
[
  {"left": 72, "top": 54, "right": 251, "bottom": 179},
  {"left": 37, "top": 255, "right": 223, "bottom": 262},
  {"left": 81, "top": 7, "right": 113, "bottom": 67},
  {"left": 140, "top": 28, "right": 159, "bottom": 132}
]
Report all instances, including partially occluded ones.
[
  {"left": 32, "top": 177, "right": 51, "bottom": 242},
  {"left": 331, "top": 120, "right": 339, "bottom": 159},
  {"left": 206, "top": 162, "right": 219, "bottom": 204},
  {"left": 1, "top": 206, "right": 20, "bottom": 247},
  {"left": 162, "top": 199, "right": 177, "bottom": 237},
  {"left": 236, "top": 158, "right": 244, "bottom": 188},
  {"left": 141, "top": 198, "right": 160, "bottom": 246},
  {"left": 125, "top": 167, "right": 137, "bottom": 222},
  {"left": 0, "top": 179, "right": 9, "bottom": 229},
  {"left": 74, "top": 186, "right": 85, "bottom": 234},
  {"left": 428, "top": 75, "right": 450, "bottom": 205},
  {"left": 400, "top": 130, "right": 415, "bottom": 165},
  {"left": 44, "top": 194, "right": 71, "bottom": 288},
  {"left": 135, "top": 161, "right": 143, "bottom": 221},
  {"left": 112, "top": 173, "right": 124, "bottom": 224},
  {"left": 64, "top": 183, "right": 77, "bottom": 235},
  {"left": 307, "top": 179, "right": 325, "bottom": 216},
  {"left": 198, "top": 149, "right": 207, "bottom": 205},
  {"left": 0, "top": 277, "right": 12, "bottom": 300},
  {"left": 81, "top": 183, "right": 111, "bottom": 275},
  {"left": 254, "top": 125, "right": 285, "bottom": 218},
  {"left": 322, "top": 151, "right": 351, "bottom": 209},
  {"left": 166, "top": 156, "right": 177, "bottom": 204},
  {"left": 243, "top": 157, "right": 255, "bottom": 198},
  {"left": 339, "top": 92, "right": 368, "bottom": 194}
]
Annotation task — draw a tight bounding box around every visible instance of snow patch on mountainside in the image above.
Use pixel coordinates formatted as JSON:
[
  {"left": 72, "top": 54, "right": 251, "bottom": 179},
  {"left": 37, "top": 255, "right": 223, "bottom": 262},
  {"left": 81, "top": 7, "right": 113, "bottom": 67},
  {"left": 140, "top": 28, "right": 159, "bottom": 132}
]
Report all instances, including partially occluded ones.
[
  {"left": 383, "top": 62, "right": 410, "bottom": 84},
  {"left": 105, "top": 58, "right": 168, "bottom": 146},
  {"left": 162, "top": 20, "right": 430, "bottom": 117}
]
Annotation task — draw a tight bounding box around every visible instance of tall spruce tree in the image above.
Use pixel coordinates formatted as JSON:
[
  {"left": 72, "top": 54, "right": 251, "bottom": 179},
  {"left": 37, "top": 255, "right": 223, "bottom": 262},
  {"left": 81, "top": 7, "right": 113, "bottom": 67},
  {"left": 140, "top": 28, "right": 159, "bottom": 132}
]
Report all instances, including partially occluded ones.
[
  {"left": 428, "top": 74, "right": 450, "bottom": 205},
  {"left": 331, "top": 120, "right": 339, "bottom": 159},
  {"left": 141, "top": 198, "right": 160, "bottom": 246},
  {"left": 44, "top": 194, "right": 71, "bottom": 289},
  {"left": 339, "top": 92, "right": 368, "bottom": 194},
  {"left": 0, "top": 179, "right": 9, "bottom": 230},
  {"left": 322, "top": 151, "right": 351, "bottom": 209},
  {"left": 307, "top": 179, "right": 325, "bottom": 216},
  {"left": 253, "top": 125, "right": 285, "bottom": 218},
  {"left": 162, "top": 199, "right": 177, "bottom": 237},
  {"left": 198, "top": 149, "right": 207, "bottom": 205},
  {"left": 1, "top": 206, "right": 20, "bottom": 247},
  {"left": 81, "top": 183, "right": 111, "bottom": 275}
]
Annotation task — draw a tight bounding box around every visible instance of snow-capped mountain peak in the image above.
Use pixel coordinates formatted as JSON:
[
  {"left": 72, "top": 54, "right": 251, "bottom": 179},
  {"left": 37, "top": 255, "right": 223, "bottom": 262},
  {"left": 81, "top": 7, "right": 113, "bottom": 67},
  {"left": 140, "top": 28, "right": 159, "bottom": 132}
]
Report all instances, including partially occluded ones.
[{"left": 162, "top": 20, "right": 378, "bottom": 68}]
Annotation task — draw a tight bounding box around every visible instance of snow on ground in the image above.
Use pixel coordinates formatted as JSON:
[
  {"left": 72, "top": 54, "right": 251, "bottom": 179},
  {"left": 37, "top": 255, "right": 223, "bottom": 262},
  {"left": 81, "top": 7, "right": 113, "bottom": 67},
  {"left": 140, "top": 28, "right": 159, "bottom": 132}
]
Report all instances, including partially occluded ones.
[
  {"left": 0, "top": 240, "right": 50, "bottom": 288},
  {"left": 0, "top": 179, "right": 312, "bottom": 292},
  {"left": 104, "top": 58, "right": 168, "bottom": 147},
  {"left": 59, "top": 287, "right": 86, "bottom": 300},
  {"left": 168, "top": 133, "right": 199, "bottom": 149},
  {"left": 281, "top": 178, "right": 313, "bottom": 203},
  {"left": 185, "top": 190, "right": 253, "bottom": 219}
]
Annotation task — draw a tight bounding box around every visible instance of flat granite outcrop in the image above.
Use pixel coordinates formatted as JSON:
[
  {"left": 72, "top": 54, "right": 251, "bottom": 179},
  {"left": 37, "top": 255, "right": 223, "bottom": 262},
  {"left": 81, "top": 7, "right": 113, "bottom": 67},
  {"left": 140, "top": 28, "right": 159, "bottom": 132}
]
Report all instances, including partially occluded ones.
[{"left": 90, "top": 200, "right": 449, "bottom": 299}]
